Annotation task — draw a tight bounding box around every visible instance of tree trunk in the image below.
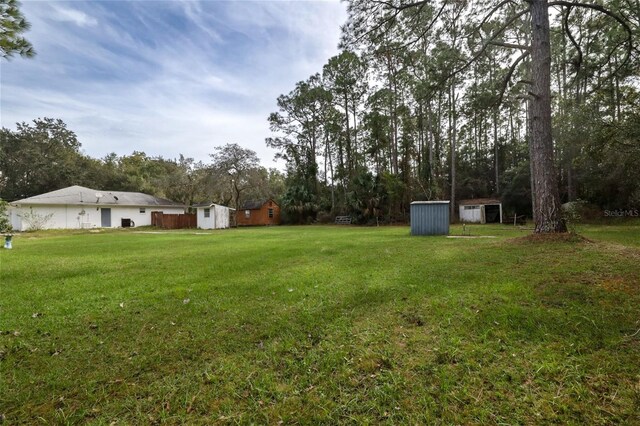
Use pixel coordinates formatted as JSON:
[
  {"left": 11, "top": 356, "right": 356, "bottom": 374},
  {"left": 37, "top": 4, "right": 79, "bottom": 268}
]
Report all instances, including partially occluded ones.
[
  {"left": 529, "top": 0, "right": 567, "bottom": 233},
  {"left": 449, "top": 83, "right": 457, "bottom": 221},
  {"left": 344, "top": 94, "right": 351, "bottom": 177},
  {"left": 328, "top": 137, "right": 335, "bottom": 212},
  {"left": 493, "top": 107, "right": 500, "bottom": 194}
]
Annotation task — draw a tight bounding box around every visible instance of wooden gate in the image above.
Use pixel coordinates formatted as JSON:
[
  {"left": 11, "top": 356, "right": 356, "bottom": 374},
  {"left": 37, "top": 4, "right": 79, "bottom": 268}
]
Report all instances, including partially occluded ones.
[{"left": 151, "top": 211, "right": 196, "bottom": 229}]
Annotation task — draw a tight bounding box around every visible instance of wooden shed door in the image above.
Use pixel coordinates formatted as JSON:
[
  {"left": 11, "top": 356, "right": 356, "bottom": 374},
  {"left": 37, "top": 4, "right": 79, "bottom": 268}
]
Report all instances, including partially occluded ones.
[{"left": 101, "top": 208, "right": 112, "bottom": 227}]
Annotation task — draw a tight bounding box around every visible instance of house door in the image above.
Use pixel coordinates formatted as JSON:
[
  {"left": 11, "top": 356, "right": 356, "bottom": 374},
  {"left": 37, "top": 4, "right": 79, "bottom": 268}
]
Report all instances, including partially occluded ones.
[{"left": 101, "top": 208, "right": 112, "bottom": 227}]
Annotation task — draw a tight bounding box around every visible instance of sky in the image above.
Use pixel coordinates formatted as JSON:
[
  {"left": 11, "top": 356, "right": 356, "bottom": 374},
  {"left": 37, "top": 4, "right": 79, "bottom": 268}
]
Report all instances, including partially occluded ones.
[{"left": 0, "top": 0, "right": 347, "bottom": 168}]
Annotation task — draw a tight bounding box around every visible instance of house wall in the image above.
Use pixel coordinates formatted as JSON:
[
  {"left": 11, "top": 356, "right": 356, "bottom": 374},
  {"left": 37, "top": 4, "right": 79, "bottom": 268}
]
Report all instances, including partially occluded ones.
[
  {"left": 197, "top": 205, "right": 232, "bottom": 229},
  {"left": 459, "top": 205, "right": 483, "bottom": 223},
  {"left": 236, "top": 201, "right": 280, "bottom": 226},
  {"left": 9, "top": 204, "right": 184, "bottom": 231}
]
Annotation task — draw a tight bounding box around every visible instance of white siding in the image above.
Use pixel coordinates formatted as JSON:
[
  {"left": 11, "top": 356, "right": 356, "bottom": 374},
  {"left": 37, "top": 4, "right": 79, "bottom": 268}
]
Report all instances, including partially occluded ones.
[
  {"left": 8, "top": 204, "right": 184, "bottom": 231},
  {"left": 459, "top": 204, "right": 503, "bottom": 224},
  {"left": 197, "top": 204, "right": 232, "bottom": 229},
  {"left": 9, "top": 207, "right": 22, "bottom": 230},
  {"left": 459, "top": 205, "right": 483, "bottom": 223}
]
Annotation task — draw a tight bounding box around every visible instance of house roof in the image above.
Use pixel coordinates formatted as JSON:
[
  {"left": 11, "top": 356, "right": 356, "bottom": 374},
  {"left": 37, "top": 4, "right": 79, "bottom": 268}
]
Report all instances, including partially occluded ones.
[
  {"left": 11, "top": 185, "right": 183, "bottom": 207},
  {"left": 459, "top": 198, "right": 501, "bottom": 206},
  {"left": 241, "top": 199, "right": 277, "bottom": 210}
]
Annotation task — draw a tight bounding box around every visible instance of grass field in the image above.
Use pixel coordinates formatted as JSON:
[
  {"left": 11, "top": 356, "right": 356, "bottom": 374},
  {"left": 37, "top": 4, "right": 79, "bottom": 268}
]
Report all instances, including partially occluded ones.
[{"left": 1, "top": 223, "right": 639, "bottom": 424}]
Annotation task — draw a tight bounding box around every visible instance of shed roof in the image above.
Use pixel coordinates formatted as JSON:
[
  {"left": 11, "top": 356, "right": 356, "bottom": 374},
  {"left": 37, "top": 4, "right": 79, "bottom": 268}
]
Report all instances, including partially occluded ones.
[
  {"left": 11, "top": 185, "right": 183, "bottom": 207},
  {"left": 192, "top": 202, "right": 235, "bottom": 210},
  {"left": 241, "top": 199, "right": 278, "bottom": 210},
  {"left": 411, "top": 200, "right": 450, "bottom": 205},
  {"left": 459, "top": 198, "right": 501, "bottom": 206}
]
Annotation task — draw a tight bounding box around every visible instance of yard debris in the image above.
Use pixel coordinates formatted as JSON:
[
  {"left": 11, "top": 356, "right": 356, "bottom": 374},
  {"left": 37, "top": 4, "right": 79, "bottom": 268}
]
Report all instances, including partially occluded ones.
[
  {"left": 55, "top": 397, "right": 65, "bottom": 409},
  {"left": 31, "top": 312, "right": 43, "bottom": 318},
  {"left": 89, "top": 324, "right": 98, "bottom": 329},
  {"left": 288, "top": 288, "right": 294, "bottom": 292},
  {"left": 119, "top": 302, "right": 125, "bottom": 308},
  {"left": 183, "top": 298, "right": 190, "bottom": 304},
  {"left": 624, "top": 327, "right": 640, "bottom": 339}
]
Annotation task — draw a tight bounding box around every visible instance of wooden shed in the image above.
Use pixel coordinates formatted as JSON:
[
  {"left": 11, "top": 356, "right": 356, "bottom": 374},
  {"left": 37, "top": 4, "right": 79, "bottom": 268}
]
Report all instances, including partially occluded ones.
[
  {"left": 459, "top": 198, "right": 502, "bottom": 224},
  {"left": 236, "top": 199, "right": 280, "bottom": 226}
]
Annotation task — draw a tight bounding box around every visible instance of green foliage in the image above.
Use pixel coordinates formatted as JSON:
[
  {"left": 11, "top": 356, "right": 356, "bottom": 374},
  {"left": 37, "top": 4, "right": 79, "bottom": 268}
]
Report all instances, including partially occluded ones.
[
  {"left": 0, "top": 0, "right": 34, "bottom": 59},
  {"left": 1, "top": 224, "right": 639, "bottom": 423},
  {"left": 266, "top": 0, "right": 639, "bottom": 228},
  {"left": 0, "top": 118, "right": 83, "bottom": 200},
  {"left": 209, "top": 143, "right": 277, "bottom": 211},
  {"left": 0, "top": 120, "right": 284, "bottom": 209},
  {"left": 561, "top": 200, "right": 585, "bottom": 234},
  {"left": 0, "top": 198, "right": 11, "bottom": 232}
]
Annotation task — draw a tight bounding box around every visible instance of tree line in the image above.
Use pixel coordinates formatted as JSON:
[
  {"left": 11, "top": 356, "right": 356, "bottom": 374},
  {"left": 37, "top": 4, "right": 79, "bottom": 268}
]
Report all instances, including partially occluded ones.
[
  {"left": 2, "top": 0, "right": 639, "bottom": 228},
  {"left": 266, "top": 0, "right": 640, "bottom": 228},
  {"left": 0, "top": 118, "right": 285, "bottom": 212}
]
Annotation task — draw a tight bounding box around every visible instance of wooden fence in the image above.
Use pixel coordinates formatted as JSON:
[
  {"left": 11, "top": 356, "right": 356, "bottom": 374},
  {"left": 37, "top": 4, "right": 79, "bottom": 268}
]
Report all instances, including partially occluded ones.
[{"left": 151, "top": 211, "right": 197, "bottom": 229}]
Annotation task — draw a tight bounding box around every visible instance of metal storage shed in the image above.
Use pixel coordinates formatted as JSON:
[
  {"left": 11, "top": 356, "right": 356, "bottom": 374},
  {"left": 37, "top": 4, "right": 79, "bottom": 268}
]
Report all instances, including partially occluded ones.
[{"left": 410, "top": 201, "right": 450, "bottom": 235}]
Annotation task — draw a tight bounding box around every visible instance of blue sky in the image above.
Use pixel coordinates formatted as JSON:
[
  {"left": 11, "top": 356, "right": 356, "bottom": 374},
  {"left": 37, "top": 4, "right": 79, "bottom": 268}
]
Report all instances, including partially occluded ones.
[{"left": 0, "top": 0, "right": 346, "bottom": 167}]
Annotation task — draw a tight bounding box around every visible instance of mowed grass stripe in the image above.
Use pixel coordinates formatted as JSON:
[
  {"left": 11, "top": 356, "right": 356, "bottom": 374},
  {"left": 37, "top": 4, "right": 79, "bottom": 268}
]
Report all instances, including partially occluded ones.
[{"left": 1, "top": 224, "right": 638, "bottom": 424}]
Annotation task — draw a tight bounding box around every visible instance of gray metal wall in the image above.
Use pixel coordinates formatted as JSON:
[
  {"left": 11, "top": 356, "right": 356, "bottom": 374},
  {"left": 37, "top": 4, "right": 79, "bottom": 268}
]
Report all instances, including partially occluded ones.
[{"left": 410, "top": 202, "right": 450, "bottom": 235}]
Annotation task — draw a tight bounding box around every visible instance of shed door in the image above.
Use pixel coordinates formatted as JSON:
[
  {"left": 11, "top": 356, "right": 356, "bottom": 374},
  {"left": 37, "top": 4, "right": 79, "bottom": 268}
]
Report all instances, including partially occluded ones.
[{"left": 101, "top": 208, "right": 112, "bottom": 227}]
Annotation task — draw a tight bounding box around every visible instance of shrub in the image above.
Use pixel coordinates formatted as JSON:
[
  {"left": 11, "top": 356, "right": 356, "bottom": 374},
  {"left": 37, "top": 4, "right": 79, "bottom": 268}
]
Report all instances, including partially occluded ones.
[
  {"left": 0, "top": 199, "right": 12, "bottom": 233},
  {"left": 18, "top": 209, "right": 54, "bottom": 231}
]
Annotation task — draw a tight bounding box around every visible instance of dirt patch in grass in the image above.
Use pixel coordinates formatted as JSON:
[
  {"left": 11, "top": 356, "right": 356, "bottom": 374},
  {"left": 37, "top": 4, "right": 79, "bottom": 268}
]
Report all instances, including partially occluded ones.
[
  {"left": 509, "top": 233, "right": 593, "bottom": 244},
  {"left": 537, "top": 271, "right": 638, "bottom": 291},
  {"left": 595, "top": 242, "right": 640, "bottom": 262},
  {"left": 600, "top": 277, "right": 639, "bottom": 296}
]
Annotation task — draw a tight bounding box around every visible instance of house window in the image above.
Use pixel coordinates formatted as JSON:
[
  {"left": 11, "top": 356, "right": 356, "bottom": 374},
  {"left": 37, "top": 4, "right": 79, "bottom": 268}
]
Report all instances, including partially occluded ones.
[
  {"left": 204, "top": 208, "right": 210, "bottom": 218},
  {"left": 464, "top": 205, "right": 479, "bottom": 210},
  {"left": 139, "top": 208, "right": 146, "bottom": 214},
  {"left": 245, "top": 210, "right": 250, "bottom": 218},
  {"left": 268, "top": 208, "right": 274, "bottom": 218}
]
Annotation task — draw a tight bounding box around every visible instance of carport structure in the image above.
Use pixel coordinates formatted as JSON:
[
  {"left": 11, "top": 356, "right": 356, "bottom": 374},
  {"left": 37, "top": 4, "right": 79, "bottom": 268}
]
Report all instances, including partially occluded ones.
[{"left": 459, "top": 198, "right": 502, "bottom": 224}]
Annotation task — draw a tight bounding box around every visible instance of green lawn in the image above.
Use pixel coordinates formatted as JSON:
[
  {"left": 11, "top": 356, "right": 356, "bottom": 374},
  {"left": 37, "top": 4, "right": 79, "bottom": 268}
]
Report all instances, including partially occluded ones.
[{"left": 1, "top": 223, "right": 639, "bottom": 424}]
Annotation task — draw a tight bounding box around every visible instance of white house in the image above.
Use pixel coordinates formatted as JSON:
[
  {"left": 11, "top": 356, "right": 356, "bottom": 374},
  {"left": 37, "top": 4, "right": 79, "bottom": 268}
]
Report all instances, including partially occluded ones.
[
  {"left": 193, "top": 202, "right": 234, "bottom": 229},
  {"left": 459, "top": 198, "right": 503, "bottom": 224},
  {"left": 9, "top": 185, "right": 185, "bottom": 231}
]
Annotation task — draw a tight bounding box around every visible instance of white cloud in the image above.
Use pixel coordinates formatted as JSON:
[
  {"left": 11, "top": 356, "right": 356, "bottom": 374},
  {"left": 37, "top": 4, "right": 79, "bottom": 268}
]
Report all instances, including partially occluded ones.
[
  {"left": 0, "top": 1, "right": 347, "bottom": 169},
  {"left": 50, "top": 5, "right": 98, "bottom": 28}
]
